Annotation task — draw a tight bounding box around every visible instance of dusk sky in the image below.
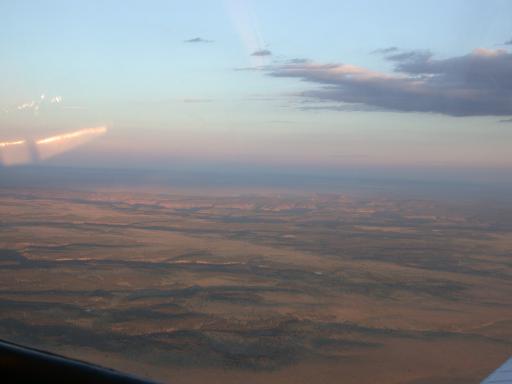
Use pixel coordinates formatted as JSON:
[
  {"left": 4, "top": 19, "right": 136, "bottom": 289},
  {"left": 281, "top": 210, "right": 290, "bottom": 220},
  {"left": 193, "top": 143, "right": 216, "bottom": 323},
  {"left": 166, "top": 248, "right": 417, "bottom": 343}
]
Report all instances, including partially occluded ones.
[{"left": 1, "top": 0, "right": 512, "bottom": 174}]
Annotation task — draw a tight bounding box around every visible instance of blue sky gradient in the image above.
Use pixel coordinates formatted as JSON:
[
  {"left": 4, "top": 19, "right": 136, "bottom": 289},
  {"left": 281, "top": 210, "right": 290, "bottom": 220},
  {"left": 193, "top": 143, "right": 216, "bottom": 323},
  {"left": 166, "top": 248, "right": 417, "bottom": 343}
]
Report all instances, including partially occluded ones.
[{"left": 1, "top": 0, "right": 511, "bottom": 174}]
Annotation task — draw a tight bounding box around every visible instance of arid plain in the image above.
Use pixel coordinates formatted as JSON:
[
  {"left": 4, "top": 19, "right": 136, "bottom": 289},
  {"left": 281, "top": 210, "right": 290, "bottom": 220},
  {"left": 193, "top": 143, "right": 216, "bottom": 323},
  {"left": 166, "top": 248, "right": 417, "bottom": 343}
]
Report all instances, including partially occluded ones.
[{"left": 0, "top": 187, "right": 511, "bottom": 383}]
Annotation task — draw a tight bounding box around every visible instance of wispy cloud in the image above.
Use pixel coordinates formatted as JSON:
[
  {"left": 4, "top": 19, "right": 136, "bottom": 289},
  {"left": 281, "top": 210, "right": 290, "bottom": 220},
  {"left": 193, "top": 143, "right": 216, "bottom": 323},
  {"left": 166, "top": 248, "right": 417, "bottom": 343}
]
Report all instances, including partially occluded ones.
[
  {"left": 182, "top": 98, "right": 213, "bottom": 103},
  {"left": 254, "top": 47, "right": 512, "bottom": 117},
  {"left": 286, "top": 58, "right": 310, "bottom": 64},
  {"left": 5, "top": 93, "right": 63, "bottom": 115},
  {"left": 184, "top": 37, "right": 213, "bottom": 43},
  {"left": 17, "top": 100, "right": 39, "bottom": 112},
  {"left": 50, "top": 96, "right": 62, "bottom": 104},
  {"left": 371, "top": 46, "right": 399, "bottom": 54},
  {"left": 385, "top": 49, "right": 432, "bottom": 63},
  {"left": 251, "top": 49, "right": 272, "bottom": 57}
]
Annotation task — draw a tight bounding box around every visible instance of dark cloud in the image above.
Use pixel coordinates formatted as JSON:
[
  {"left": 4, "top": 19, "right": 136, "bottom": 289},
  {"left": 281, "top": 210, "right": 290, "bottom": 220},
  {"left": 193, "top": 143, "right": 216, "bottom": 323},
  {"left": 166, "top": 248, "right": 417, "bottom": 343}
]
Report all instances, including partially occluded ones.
[
  {"left": 261, "top": 48, "right": 512, "bottom": 117},
  {"left": 182, "top": 98, "right": 213, "bottom": 103},
  {"left": 299, "top": 104, "right": 380, "bottom": 112},
  {"left": 184, "top": 37, "right": 213, "bottom": 43},
  {"left": 371, "top": 46, "right": 399, "bottom": 55},
  {"left": 287, "top": 58, "right": 311, "bottom": 64},
  {"left": 251, "top": 49, "right": 272, "bottom": 57},
  {"left": 505, "top": 39, "right": 512, "bottom": 45},
  {"left": 385, "top": 50, "right": 432, "bottom": 63},
  {"left": 499, "top": 118, "right": 512, "bottom": 123}
]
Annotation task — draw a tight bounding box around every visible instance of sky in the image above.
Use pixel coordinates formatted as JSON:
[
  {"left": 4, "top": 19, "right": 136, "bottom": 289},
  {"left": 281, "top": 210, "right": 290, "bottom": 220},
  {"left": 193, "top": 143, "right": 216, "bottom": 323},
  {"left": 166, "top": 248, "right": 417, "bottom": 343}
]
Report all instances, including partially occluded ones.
[{"left": 1, "top": 0, "right": 511, "bottom": 179}]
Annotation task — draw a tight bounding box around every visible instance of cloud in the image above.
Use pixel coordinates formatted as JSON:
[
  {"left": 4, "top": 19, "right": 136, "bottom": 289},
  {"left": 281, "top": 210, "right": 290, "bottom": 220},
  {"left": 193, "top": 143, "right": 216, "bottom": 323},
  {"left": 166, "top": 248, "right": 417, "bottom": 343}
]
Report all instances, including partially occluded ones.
[
  {"left": 505, "top": 39, "right": 512, "bottom": 45},
  {"left": 299, "top": 103, "right": 381, "bottom": 112},
  {"left": 251, "top": 49, "right": 272, "bottom": 57},
  {"left": 258, "top": 48, "right": 512, "bottom": 117},
  {"left": 50, "top": 96, "right": 62, "bottom": 104},
  {"left": 371, "top": 46, "right": 399, "bottom": 54},
  {"left": 385, "top": 50, "right": 432, "bottom": 63},
  {"left": 182, "top": 98, "right": 213, "bottom": 103},
  {"left": 17, "top": 100, "right": 38, "bottom": 112},
  {"left": 184, "top": 37, "right": 213, "bottom": 43},
  {"left": 286, "top": 58, "right": 310, "bottom": 64},
  {"left": 499, "top": 118, "right": 512, "bottom": 123},
  {"left": 10, "top": 94, "right": 63, "bottom": 115}
]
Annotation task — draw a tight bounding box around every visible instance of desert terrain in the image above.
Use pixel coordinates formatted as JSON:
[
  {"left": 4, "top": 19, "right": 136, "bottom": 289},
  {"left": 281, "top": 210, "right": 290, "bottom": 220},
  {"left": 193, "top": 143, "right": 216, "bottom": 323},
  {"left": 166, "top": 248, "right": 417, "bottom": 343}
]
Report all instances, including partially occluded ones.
[{"left": 0, "top": 187, "right": 511, "bottom": 383}]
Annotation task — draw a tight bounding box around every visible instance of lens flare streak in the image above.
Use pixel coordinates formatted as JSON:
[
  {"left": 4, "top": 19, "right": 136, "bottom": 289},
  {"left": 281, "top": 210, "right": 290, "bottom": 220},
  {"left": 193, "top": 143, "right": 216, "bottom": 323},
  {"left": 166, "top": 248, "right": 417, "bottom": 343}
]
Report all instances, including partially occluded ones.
[
  {"left": 36, "top": 126, "right": 107, "bottom": 145},
  {"left": 0, "top": 126, "right": 107, "bottom": 166},
  {"left": 0, "top": 140, "right": 26, "bottom": 148}
]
